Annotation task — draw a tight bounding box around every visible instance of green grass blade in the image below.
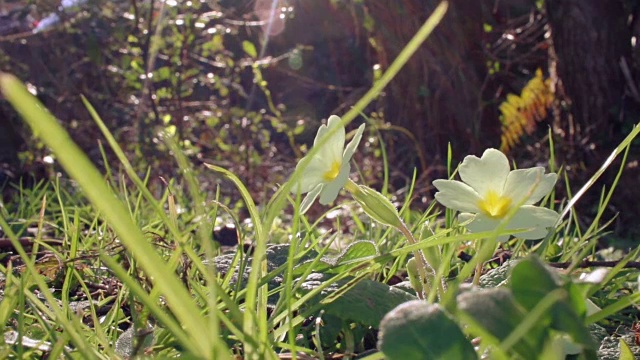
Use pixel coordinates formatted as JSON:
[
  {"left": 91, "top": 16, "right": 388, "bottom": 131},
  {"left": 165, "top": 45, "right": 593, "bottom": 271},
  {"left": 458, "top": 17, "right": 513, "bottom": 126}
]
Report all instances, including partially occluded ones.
[
  {"left": 556, "top": 122, "right": 640, "bottom": 225},
  {"left": 203, "top": 163, "right": 272, "bottom": 358},
  {"left": 0, "top": 73, "right": 215, "bottom": 357},
  {"left": 263, "top": 1, "right": 449, "bottom": 231},
  {"left": 0, "top": 215, "right": 96, "bottom": 357}
]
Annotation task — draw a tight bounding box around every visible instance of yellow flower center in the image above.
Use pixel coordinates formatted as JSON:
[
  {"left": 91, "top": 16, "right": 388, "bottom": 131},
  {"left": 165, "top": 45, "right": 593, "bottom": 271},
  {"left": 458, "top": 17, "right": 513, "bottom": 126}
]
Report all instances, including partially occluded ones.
[
  {"left": 478, "top": 189, "right": 512, "bottom": 218},
  {"left": 323, "top": 160, "right": 341, "bottom": 182}
]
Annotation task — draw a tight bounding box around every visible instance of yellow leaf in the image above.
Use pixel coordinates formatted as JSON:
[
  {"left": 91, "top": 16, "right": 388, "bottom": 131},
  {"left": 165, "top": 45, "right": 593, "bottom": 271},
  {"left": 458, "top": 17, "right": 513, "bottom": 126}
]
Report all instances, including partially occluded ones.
[{"left": 499, "top": 68, "right": 553, "bottom": 152}]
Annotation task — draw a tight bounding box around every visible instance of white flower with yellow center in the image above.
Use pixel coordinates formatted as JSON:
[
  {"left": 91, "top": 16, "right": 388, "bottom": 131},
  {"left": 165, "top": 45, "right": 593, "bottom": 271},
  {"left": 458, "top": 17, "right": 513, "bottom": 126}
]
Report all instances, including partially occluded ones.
[
  {"left": 293, "top": 115, "right": 365, "bottom": 213},
  {"left": 433, "top": 148, "right": 559, "bottom": 242}
]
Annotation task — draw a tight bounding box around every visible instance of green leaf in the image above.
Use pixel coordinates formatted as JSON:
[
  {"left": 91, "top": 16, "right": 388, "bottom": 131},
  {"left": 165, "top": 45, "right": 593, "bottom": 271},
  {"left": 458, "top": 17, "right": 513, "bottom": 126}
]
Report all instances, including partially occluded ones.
[
  {"left": 300, "top": 273, "right": 417, "bottom": 328},
  {"left": 619, "top": 339, "right": 635, "bottom": 360},
  {"left": 478, "top": 260, "right": 515, "bottom": 288},
  {"left": 335, "top": 240, "right": 378, "bottom": 262},
  {"left": 363, "top": 12, "right": 375, "bottom": 32},
  {"left": 510, "top": 255, "right": 561, "bottom": 312},
  {"left": 597, "top": 327, "right": 640, "bottom": 359},
  {"left": 294, "top": 241, "right": 380, "bottom": 275},
  {"left": 317, "top": 313, "right": 344, "bottom": 348},
  {"left": 154, "top": 66, "right": 171, "bottom": 81},
  {"left": 510, "top": 255, "right": 596, "bottom": 352},
  {"left": 406, "top": 258, "right": 423, "bottom": 295},
  {"left": 378, "top": 301, "right": 476, "bottom": 360},
  {"left": 317, "top": 240, "right": 379, "bottom": 273},
  {"left": 242, "top": 40, "right": 258, "bottom": 58},
  {"left": 115, "top": 325, "right": 155, "bottom": 358},
  {"left": 554, "top": 310, "right": 598, "bottom": 358},
  {"left": 346, "top": 182, "right": 403, "bottom": 228},
  {"left": 457, "top": 287, "right": 546, "bottom": 360},
  {"left": 212, "top": 244, "right": 319, "bottom": 305},
  {"left": 0, "top": 73, "right": 217, "bottom": 356}
]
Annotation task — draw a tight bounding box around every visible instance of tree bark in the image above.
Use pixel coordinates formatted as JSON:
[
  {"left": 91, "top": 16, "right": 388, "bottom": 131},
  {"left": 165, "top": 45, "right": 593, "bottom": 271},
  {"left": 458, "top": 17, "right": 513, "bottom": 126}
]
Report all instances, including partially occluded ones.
[
  {"left": 546, "top": 0, "right": 640, "bottom": 239},
  {"left": 545, "top": 0, "right": 631, "bottom": 158},
  {"left": 0, "top": 106, "right": 24, "bottom": 187},
  {"left": 0, "top": 107, "right": 23, "bottom": 166},
  {"left": 368, "top": 0, "right": 488, "bottom": 164}
]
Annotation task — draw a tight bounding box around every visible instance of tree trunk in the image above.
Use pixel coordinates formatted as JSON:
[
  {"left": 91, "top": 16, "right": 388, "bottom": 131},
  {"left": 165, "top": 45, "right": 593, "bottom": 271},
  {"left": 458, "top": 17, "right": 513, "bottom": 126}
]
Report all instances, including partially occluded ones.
[
  {"left": 545, "top": 0, "right": 631, "bottom": 161},
  {"left": 368, "top": 0, "right": 488, "bottom": 164},
  {"left": 0, "top": 106, "right": 24, "bottom": 185},
  {"left": 546, "top": 0, "right": 640, "bottom": 240}
]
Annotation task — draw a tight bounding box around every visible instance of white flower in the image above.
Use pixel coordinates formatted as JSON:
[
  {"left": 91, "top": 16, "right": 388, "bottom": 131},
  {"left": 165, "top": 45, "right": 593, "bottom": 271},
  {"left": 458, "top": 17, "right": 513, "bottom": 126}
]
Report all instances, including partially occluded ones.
[
  {"left": 433, "top": 148, "right": 559, "bottom": 241},
  {"left": 293, "top": 115, "right": 365, "bottom": 213}
]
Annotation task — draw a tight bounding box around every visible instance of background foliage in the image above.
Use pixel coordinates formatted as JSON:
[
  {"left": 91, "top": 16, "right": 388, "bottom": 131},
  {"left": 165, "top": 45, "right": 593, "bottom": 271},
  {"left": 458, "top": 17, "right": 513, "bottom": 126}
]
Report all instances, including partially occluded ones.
[
  {"left": 1, "top": 0, "right": 639, "bottom": 235},
  {"left": 1, "top": 1, "right": 640, "bottom": 358}
]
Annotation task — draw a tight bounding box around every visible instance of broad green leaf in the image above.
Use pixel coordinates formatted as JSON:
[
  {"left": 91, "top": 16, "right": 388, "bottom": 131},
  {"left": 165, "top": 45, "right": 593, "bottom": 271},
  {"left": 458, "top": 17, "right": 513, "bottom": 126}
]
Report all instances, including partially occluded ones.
[
  {"left": 555, "top": 282, "right": 594, "bottom": 349},
  {"left": 300, "top": 273, "right": 417, "bottom": 328},
  {"left": 317, "top": 313, "right": 344, "bottom": 348},
  {"left": 458, "top": 287, "right": 545, "bottom": 360},
  {"left": 478, "top": 260, "right": 515, "bottom": 288},
  {"left": 318, "top": 240, "right": 379, "bottom": 273},
  {"left": 378, "top": 301, "right": 476, "bottom": 360},
  {"left": 212, "top": 244, "right": 319, "bottom": 304},
  {"left": 539, "top": 334, "right": 574, "bottom": 360},
  {"left": 115, "top": 325, "right": 155, "bottom": 358},
  {"left": 510, "top": 255, "right": 561, "bottom": 311},
  {"left": 294, "top": 241, "right": 379, "bottom": 275},
  {"left": 332, "top": 240, "right": 379, "bottom": 263},
  {"left": 510, "top": 255, "right": 596, "bottom": 352}
]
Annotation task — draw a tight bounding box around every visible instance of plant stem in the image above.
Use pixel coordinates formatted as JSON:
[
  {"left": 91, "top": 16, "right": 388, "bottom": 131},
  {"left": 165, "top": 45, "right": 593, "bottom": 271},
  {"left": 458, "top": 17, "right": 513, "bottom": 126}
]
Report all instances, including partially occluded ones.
[
  {"left": 397, "top": 223, "right": 441, "bottom": 300},
  {"left": 472, "top": 262, "right": 483, "bottom": 286},
  {"left": 472, "top": 238, "right": 500, "bottom": 286},
  {"left": 343, "top": 179, "right": 442, "bottom": 300}
]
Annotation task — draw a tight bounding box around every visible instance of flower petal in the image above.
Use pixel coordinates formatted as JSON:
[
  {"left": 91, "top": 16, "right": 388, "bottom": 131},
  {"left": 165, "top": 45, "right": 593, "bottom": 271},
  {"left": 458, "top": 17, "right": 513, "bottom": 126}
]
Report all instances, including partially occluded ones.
[
  {"left": 343, "top": 123, "right": 365, "bottom": 162},
  {"left": 300, "top": 184, "right": 323, "bottom": 214},
  {"left": 314, "top": 121, "right": 329, "bottom": 145},
  {"left": 503, "top": 168, "right": 557, "bottom": 205},
  {"left": 464, "top": 213, "right": 510, "bottom": 242},
  {"left": 458, "top": 212, "right": 475, "bottom": 225},
  {"left": 319, "top": 162, "right": 350, "bottom": 205},
  {"left": 292, "top": 154, "right": 328, "bottom": 193},
  {"left": 505, "top": 205, "right": 558, "bottom": 240},
  {"left": 459, "top": 148, "right": 510, "bottom": 196},
  {"left": 314, "top": 115, "right": 345, "bottom": 164},
  {"left": 433, "top": 179, "right": 482, "bottom": 213}
]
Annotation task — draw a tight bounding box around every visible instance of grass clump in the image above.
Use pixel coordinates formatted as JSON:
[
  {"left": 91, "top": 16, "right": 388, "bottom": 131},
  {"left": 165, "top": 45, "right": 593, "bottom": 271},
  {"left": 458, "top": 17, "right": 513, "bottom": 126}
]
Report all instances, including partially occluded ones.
[{"left": 1, "top": 3, "right": 640, "bottom": 359}]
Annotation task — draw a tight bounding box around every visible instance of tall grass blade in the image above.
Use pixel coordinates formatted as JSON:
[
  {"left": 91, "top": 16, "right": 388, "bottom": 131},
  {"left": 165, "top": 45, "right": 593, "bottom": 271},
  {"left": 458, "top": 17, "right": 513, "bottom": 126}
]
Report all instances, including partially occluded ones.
[{"left": 0, "top": 73, "right": 216, "bottom": 357}]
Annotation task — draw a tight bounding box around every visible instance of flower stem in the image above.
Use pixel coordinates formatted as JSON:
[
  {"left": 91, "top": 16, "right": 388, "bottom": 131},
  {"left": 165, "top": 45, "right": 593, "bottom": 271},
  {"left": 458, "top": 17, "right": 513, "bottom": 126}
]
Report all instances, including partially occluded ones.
[
  {"left": 472, "top": 238, "right": 500, "bottom": 286},
  {"left": 343, "top": 179, "right": 360, "bottom": 195},
  {"left": 344, "top": 179, "right": 439, "bottom": 300},
  {"left": 472, "top": 262, "right": 483, "bottom": 286},
  {"left": 397, "top": 224, "right": 434, "bottom": 300},
  {"left": 471, "top": 239, "right": 482, "bottom": 285}
]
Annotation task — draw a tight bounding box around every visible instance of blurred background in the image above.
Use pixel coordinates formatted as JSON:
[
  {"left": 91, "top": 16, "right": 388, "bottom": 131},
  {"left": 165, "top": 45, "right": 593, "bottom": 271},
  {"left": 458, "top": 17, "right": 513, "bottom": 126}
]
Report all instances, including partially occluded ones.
[{"left": 1, "top": 0, "right": 639, "bottom": 242}]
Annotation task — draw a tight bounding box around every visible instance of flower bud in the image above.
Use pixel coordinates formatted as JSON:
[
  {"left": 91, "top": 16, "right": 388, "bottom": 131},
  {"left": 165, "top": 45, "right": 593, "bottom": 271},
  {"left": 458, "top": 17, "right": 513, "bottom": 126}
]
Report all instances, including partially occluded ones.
[
  {"left": 346, "top": 181, "right": 403, "bottom": 228},
  {"left": 406, "top": 258, "right": 424, "bottom": 295}
]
